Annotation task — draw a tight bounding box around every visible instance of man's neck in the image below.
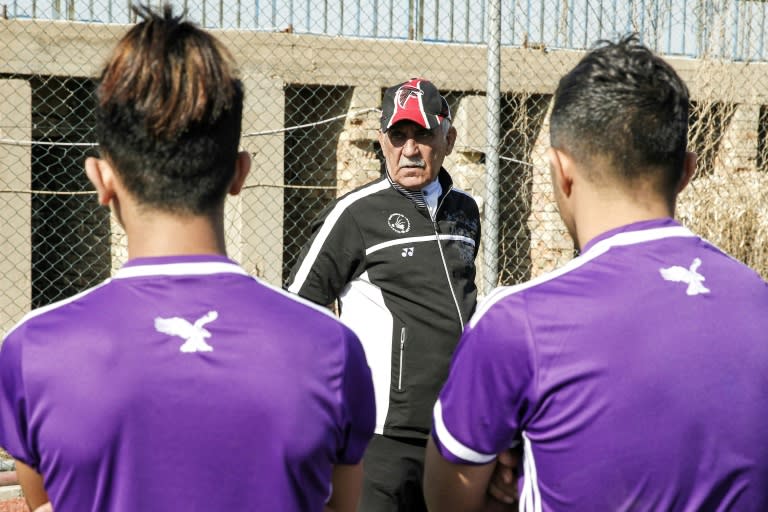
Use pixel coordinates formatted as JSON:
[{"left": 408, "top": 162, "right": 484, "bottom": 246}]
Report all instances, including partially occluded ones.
[
  {"left": 573, "top": 189, "right": 675, "bottom": 249},
  {"left": 122, "top": 210, "right": 228, "bottom": 259}
]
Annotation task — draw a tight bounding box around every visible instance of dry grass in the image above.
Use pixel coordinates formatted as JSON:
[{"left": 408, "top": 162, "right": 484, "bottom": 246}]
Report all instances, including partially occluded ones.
[{"left": 677, "top": 170, "right": 768, "bottom": 280}]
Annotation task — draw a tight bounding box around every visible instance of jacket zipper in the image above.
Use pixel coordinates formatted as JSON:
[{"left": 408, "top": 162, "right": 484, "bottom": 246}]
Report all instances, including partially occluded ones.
[
  {"left": 398, "top": 327, "right": 406, "bottom": 390},
  {"left": 433, "top": 187, "right": 466, "bottom": 330}
]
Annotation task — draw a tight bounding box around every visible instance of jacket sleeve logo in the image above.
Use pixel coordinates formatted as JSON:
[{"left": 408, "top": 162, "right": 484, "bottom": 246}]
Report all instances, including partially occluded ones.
[{"left": 388, "top": 213, "right": 411, "bottom": 234}]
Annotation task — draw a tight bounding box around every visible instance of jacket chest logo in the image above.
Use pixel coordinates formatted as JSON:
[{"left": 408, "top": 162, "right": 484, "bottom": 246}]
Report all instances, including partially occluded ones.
[{"left": 388, "top": 213, "right": 411, "bottom": 234}]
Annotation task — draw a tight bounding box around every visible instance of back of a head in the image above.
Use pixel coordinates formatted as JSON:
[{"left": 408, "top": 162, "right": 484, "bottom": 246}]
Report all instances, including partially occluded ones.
[
  {"left": 95, "top": 4, "right": 243, "bottom": 214},
  {"left": 550, "top": 35, "right": 689, "bottom": 196}
]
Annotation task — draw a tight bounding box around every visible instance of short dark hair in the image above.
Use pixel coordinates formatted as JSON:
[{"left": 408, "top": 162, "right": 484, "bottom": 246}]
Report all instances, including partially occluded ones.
[
  {"left": 95, "top": 4, "right": 244, "bottom": 214},
  {"left": 550, "top": 35, "right": 689, "bottom": 194}
]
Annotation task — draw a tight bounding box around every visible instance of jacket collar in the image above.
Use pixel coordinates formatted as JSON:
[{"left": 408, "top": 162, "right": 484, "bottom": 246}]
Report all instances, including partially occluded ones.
[{"left": 385, "top": 167, "right": 453, "bottom": 209}]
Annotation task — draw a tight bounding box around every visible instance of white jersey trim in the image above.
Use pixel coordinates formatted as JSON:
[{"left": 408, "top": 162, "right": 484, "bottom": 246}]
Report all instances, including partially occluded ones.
[
  {"left": 520, "top": 432, "right": 542, "bottom": 512},
  {"left": 365, "top": 234, "right": 475, "bottom": 256},
  {"left": 471, "top": 225, "right": 697, "bottom": 328},
  {"left": 114, "top": 261, "right": 249, "bottom": 279},
  {"left": 432, "top": 399, "right": 496, "bottom": 464},
  {"left": 288, "top": 179, "right": 390, "bottom": 294}
]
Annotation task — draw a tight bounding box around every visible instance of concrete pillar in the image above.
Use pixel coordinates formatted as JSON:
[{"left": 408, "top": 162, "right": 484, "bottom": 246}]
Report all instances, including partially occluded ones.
[
  {"left": 452, "top": 95, "right": 487, "bottom": 156},
  {"left": 446, "top": 94, "right": 490, "bottom": 295},
  {"left": 447, "top": 94, "right": 488, "bottom": 195},
  {"left": 715, "top": 103, "right": 760, "bottom": 174},
  {"left": 336, "top": 86, "right": 381, "bottom": 196},
  {"left": 0, "top": 80, "right": 32, "bottom": 337},
  {"left": 526, "top": 99, "right": 573, "bottom": 278},
  {"left": 232, "top": 72, "right": 285, "bottom": 285}
]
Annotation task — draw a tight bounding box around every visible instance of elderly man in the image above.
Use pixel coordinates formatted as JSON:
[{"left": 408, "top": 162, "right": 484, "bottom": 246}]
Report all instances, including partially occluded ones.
[
  {"left": 424, "top": 35, "right": 768, "bottom": 511},
  {"left": 288, "top": 78, "right": 481, "bottom": 511}
]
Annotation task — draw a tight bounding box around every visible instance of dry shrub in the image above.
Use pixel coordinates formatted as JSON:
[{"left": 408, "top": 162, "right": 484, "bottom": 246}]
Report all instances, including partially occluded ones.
[{"left": 677, "top": 170, "right": 768, "bottom": 280}]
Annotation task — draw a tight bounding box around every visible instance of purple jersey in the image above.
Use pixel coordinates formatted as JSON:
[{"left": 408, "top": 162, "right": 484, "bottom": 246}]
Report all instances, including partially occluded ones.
[
  {"left": 432, "top": 219, "right": 768, "bottom": 511},
  {"left": 0, "top": 255, "right": 375, "bottom": 512}
]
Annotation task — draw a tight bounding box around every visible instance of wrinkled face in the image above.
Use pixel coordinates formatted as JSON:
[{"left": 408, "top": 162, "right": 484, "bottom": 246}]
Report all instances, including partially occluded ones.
[{"left": 379, "top": 120, "right": 456, "bottom": 190}]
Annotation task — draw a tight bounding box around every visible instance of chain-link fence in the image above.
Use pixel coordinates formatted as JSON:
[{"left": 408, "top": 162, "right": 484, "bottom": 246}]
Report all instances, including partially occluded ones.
[{"left": 1, "top": 0, "right": 768, "bottom": 337}]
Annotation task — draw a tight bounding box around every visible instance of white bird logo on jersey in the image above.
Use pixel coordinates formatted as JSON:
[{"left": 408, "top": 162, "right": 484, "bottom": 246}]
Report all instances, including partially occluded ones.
[
  {"left": 659, "top": 258, "right": 710, "bottom": 296},
  {"left": 154, "top": 311, "right": 219, "bottom": 353}
]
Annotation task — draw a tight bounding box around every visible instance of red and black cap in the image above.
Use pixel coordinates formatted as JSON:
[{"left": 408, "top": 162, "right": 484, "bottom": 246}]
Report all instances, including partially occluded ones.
[{"left": 380, "top": 78, "right": 451, "bottom": 132}]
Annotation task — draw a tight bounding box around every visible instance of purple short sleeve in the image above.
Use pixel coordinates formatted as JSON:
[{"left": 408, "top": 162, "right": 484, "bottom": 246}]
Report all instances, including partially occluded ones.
[
  {"left": 336, "top": 328, "right": 375, "bottom": 464},
  {"left": 0, "top": 332, "right": 36, "bottom": 467},
  {"left": 431, "top": 292, "right": 534, "bottom": 465}
]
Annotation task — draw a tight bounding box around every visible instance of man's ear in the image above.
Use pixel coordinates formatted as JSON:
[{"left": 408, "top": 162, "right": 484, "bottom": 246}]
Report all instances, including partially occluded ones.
[
  {"left": 84, "top": 157, "right": 118, "bottom": 206},
  {"left": 228, "top": 151, "right": 251, "bottom": 196},
  {"left": 444, "top": 125, "right": 457, "bottom": 155},
  {"left": 548, "top": 147, "right": 574, "bottom": 198},
  {"left": 676, "top": 151, "right": 697, "bottom": 194}
]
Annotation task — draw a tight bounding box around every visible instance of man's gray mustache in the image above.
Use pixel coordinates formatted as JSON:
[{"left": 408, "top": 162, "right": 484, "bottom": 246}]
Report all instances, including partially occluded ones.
[{"left": 399, "top": 159, "right": 426, "bottom": 168}]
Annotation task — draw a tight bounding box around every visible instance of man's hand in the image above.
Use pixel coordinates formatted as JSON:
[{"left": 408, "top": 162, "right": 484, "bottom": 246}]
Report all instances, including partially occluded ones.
[
  {"left": 15, "top": 460, "right": 49, "bottom": 512},
  {"left": 487, "top": 448, "right": 521, "bottom": 506}
]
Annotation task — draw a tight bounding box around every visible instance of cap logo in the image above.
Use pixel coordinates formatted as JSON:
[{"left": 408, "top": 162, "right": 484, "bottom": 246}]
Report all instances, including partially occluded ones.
[{"left": 395, "top": 86, "right": 423, "bottom": 110}]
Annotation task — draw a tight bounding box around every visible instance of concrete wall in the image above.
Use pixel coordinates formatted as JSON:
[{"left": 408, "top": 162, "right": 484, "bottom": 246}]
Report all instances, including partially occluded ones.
[
  {"left": 1, "top": 19, "right": 767, "bottom": 297},
  {"left": 0, "top": 80, "right": 32, "bottom": 335},
  {"left": 4, "top": 20, "right": 768, "bottom": 100}
]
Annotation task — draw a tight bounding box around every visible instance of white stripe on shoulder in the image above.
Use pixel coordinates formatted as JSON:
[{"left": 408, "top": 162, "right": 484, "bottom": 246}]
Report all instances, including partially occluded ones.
[
  {"left": 113, "top": 261, "right": 249, "bottom": 279},
  {"left": 432, "top": 399, "right": 496, "bottom": 464},
  {"left": 3, "top": 280, "right": 112, "bottom": 339},
  {"left": 365, "top": 234, "right": 475, "bottom": 256},
  {"left": 471, "top": 225, "right": 697, "bottom": 328},
  {"left": 288, "top": 179, "right": 390, "bottom": 293}
]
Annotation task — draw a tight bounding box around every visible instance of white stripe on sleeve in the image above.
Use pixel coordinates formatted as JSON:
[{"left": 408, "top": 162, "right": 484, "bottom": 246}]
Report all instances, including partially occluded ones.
[
  {"left": 288, "top": 180, "right": 389, "bottom": 294},
  {"left": 432, "top": 399, "right": 496, "bottom": 464}
]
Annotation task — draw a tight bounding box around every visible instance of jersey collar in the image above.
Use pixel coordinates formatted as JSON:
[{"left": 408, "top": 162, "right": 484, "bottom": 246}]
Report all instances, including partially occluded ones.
[
  {"left": 114, "top": 255, "right": 249, "bottom": 279},
  {"left": 580, "top": 218, "right": 694, "bottom": 257}
]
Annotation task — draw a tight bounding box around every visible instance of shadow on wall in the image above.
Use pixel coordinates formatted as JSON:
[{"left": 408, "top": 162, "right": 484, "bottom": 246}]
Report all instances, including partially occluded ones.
[
  {"left": 29, "top": 76, "right": 110, "bottom": 308},
  {"left": 282, "top": 84, "right": 353, "bottom": 286}
]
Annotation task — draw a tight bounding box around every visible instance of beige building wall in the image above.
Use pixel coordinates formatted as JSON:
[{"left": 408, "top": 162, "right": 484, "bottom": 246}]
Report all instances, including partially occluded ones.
[
  {"left": 715, "top": 103, "right": 761, "bottom": 175},
  {"left": 526, "top": 100, "right": 573, "bottom": 278},
  {"left": 335, "top": 86, "right": 381, "bottom": 197},
  {"left": 1, "top": 19, "right": 767, "bottom": 296},
  {"left": 234, "top": 72, "right": 286, "bottom": 283},
  {"left": 0, "top": 80, "right": 32, "bottom": 337}
]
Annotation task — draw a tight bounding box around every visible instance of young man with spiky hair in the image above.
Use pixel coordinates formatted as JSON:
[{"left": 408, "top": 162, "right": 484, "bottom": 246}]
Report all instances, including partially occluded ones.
[
  {"left": 424, "top": 36, "right": 768, "bottom": 511},
  {"left": 0, "top": 6, "right": 374, "bottom": 512}
]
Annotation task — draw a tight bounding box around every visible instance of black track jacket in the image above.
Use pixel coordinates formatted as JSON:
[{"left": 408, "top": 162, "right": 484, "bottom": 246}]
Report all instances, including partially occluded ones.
[{"left": 287, "top": 169, "right": 481, "bottom": 439}]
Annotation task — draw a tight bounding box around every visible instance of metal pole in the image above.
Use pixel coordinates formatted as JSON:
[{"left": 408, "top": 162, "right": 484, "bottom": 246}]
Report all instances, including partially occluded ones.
[
  {"left": 373, "top": 0, "right": 378, "bottom": 36},
  {"left": 408, "top": 0, "right": 414, "bottom": 40},
  {"left": 417, "top": 0, "right": 424, "bottom": 40},
  {"left": 483, "top": 0, "right": 501, "bottom": 293}
]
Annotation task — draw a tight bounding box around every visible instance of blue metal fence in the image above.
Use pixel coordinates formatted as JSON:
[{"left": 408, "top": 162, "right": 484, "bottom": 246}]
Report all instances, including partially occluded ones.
[{"left": 4, "top": 0, "right": 768, "bottom": 60}]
